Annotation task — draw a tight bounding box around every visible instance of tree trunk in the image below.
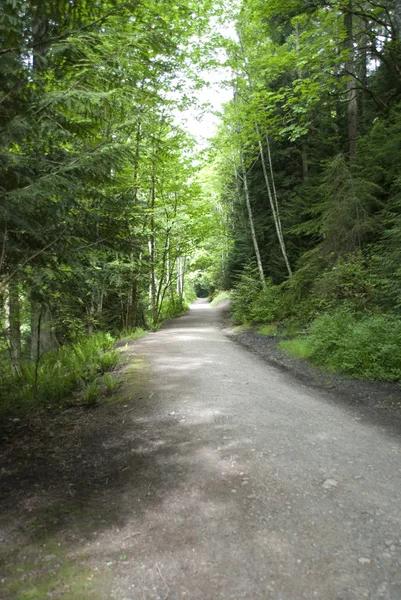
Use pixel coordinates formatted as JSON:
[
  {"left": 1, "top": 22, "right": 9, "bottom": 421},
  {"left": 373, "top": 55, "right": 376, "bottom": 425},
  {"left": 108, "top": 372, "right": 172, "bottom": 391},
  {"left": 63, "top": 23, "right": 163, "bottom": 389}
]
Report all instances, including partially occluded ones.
[
  {"left": 295, "top": 24, "right": 309, "bottom": 180},
  {"left": 258, "top": 136, "right": 293, "bottom": 277},
  {"left": 344, "top": 3, "right": 358, "bottom": 158},
  {"left": 358, "top": 30, "right": 367, "bottom": 126},
  {"left": 31, "top": 304, "right": 57, "bottom": 362},
  {"left": 393, "top": 0, "right": 401, "bottom": 40},
  {"left": 177, "top": 257, "right": 184, "bottom": 301},
  {"left": 239, "top": 153, "right": 266, "bottom": 289},
  {"left": 87, "top": 298, "right": 95, "bottom": 337},
  {"left": 132, "top": 118, "right": 142, "bottom": 203},
  {"left": 8, "top": 278, "right": 21, "bottom": 371}
]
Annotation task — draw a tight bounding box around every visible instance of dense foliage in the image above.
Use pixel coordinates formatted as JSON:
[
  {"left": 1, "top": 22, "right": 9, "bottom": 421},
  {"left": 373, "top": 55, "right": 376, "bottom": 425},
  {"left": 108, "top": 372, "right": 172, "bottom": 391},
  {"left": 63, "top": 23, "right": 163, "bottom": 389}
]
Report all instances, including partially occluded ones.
[
  {"left": 0, "top": 0, "right": 224, "bottom": 415},
  {"left": 206, "top": 0, "right": 401, "bottom": 380}
]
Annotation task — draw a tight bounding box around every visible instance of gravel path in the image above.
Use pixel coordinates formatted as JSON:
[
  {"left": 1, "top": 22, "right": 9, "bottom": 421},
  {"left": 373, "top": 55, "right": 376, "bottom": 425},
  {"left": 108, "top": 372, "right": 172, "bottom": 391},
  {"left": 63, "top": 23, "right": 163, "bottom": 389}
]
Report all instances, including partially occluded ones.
[
  {"left": 1, "top": 299, "right": 401, "bottom": 599},
  {"left": 219, "top": 305, "right": 401, "bottom": 433}
]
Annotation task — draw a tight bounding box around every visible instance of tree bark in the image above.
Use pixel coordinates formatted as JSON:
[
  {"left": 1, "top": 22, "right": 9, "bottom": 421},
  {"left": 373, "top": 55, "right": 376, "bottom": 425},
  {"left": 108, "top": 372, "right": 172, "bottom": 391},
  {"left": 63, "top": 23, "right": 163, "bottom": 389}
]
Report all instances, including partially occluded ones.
[
  {"left": 258, "top": 138, "right": 292, "bottom": 277},
  {"left": 238, "top": 153, "right": 266, "bottom": 289},
  {"left": 393, "top": 0, "right": 401, "bottom": 40},
  {"left": 31, "top": 304, "right": 57, "bottom": 362},
  {"left": 344, "top": 4, "right": 358, "bottom": 158},
  {"left": 295, "top": 24, "right": 309, "bottom": 180},
  {"left": 8, "top": 278, "right": 21, "bottom": 371},
  {"left": 149, "top": 162, "right": 158, "bottom": 325}
]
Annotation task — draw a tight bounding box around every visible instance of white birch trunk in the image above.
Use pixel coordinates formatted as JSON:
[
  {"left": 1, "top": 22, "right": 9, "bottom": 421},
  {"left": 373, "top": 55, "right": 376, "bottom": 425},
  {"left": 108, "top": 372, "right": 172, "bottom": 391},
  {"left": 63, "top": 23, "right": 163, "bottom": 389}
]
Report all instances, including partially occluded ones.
[{"left": 239, "top": 152, "right": 266, "bottom": 289}]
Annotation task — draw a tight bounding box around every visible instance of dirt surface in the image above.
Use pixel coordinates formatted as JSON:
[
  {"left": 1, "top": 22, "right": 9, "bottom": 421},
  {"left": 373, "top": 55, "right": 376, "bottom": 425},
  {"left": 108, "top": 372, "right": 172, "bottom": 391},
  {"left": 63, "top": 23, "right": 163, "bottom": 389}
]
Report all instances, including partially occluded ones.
[
  {"left": 219, "top": 305, "right": 401, "bottom": 433},
  {"left": 1, "top": 299, "right": 401, "bottom": 599}
]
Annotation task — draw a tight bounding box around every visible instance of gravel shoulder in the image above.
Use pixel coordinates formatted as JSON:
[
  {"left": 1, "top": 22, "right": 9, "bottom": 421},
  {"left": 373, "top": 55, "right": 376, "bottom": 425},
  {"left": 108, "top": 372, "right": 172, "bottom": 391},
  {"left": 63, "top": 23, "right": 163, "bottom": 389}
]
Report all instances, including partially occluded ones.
[{"left": 218, "top": 301, "right": 401, "bottom": 433}]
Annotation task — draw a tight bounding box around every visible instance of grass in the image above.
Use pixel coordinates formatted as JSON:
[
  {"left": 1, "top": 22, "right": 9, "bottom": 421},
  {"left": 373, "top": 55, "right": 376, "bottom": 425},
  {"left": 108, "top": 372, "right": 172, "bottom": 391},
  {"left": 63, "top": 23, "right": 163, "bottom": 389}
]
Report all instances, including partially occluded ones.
[
  {"left": 258, "top": 324, "right": 279, "bottom": 336},
  {"left": 210, "top": 291, "right": 230, "bottom": 306},
  {"left": 118, "top": 327, "right": 147, "bottom": 341},
  {"left": 279, "top": 308, "right": 401, "bottom": 381},
  {"left": 279, "top": 338, "right": 313, "bottom": 359}
]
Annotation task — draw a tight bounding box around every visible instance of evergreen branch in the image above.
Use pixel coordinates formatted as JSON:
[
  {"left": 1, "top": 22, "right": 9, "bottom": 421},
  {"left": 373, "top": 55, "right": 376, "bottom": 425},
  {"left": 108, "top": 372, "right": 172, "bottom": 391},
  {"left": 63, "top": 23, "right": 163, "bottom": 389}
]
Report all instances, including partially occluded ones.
[
  {"left": 0, "top": 240, "right": 58, "bottom": 290},
  {"left": 32, "top": 46, "right": 125, "bottom": 118},
  {"left": 343, "top": 69, "right": 389, "bottom": 112},
  {"left": 0, "top": 1, "right": 133, "bottom": 56},
  {"left": 14, "top": 122, "right": 136, "bottom": 196},
  {"left": 0, "top": 220, "right": 7, "bottom": 274}
]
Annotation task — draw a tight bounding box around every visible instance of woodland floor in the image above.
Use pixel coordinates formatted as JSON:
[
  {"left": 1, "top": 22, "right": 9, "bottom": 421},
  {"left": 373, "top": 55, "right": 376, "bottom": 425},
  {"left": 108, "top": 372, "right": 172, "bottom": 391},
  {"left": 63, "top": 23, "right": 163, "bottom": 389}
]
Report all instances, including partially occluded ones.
[{"left": 1, "top": 300, "right": 401, "bottom": 599}]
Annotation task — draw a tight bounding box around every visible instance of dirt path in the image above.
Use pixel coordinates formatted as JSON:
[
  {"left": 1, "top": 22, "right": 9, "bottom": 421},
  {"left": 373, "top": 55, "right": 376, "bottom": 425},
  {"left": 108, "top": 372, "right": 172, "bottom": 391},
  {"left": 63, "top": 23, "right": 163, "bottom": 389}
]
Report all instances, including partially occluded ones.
[{"left": 1, "top": 300, "right": 401, "bottom": 599}]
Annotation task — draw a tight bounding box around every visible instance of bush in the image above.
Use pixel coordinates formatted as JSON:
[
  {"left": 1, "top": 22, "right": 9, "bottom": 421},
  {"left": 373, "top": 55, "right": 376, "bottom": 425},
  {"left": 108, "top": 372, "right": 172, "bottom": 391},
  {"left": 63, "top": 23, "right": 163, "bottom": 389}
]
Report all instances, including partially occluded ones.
[
  {"left": 248, "top": 283, "right": 280, "bottom": 323},
  {"left": 307, "top": 308, "right": 401, "bottom": 380},
  {"left": 312, "top": 253, "right": 380, "bottom": 313},
  {"left": 230, "top": 267, "right": 282, "bottom": 325},
  {"left": 0, "top": 332, "right": 118, "bottom": 420}
]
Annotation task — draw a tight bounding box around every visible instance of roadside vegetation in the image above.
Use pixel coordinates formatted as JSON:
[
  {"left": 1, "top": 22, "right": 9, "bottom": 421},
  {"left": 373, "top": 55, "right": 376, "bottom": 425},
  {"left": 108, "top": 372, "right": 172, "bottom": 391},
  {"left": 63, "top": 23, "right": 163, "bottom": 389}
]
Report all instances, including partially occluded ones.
[
  {"left": 196, "top": 2, "right": 401, "bottom": 385},
  {"left": 226, "top": 257, "right": 401, "bottom": 381},
  {"left": 0, "top": 0, "right": 222, "bottom": 426},
  {"left": 210, "top": 291, "right": 231, "bottom": 306},
  {"left": 0, "top": 332, "right": 119, "bottom": 421}
]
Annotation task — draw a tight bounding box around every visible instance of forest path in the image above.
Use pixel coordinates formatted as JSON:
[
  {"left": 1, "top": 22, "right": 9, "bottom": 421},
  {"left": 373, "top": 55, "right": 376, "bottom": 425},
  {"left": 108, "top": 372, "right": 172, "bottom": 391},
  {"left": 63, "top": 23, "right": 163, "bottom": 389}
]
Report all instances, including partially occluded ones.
[
  {"left": 1, "top": 300, "right": 401, "bottom": 599},
  {"left": 104, "top": 299, "right": 401, "bottom": 599}
]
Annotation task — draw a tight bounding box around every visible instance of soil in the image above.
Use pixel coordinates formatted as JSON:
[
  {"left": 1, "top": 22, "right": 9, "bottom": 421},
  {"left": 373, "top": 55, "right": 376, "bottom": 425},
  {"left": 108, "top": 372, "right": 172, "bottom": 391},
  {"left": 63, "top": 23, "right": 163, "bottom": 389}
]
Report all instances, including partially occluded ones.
[{"left": 1, "top": 300, "right": 400, "bottom": 599}]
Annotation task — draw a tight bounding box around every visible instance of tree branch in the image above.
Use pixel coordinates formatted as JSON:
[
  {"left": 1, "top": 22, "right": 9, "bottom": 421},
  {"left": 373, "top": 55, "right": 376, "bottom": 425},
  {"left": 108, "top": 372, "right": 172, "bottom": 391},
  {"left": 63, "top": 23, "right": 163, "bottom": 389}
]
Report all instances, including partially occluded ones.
[{"left": 0, "top": 1, "right": 133, "bottom": 56}]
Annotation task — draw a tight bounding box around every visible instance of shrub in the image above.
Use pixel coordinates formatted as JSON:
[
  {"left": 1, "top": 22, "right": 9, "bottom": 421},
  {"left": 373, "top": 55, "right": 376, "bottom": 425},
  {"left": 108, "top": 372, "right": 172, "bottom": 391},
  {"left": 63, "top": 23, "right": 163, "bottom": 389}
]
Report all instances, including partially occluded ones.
[
  {"left": 307, "top": 308, "right": 401, "bottom": 380},
  {"left": 99, "top": 351, "right": 119, "bottom": 372},
  {"left": 0, "top": 332, "right": 118, "bottom": 421},
  {"left": 312, "top": 253, "right": 380, "bottom": 313},
  {"left": 83, "top": 379, "right": 100, "bottom": 406},
  {"left": 230, "top": 267, "right": 266, "bottom": 324},
  {"left": 248, "top": 283, "right": 280, "bottom": 323}
]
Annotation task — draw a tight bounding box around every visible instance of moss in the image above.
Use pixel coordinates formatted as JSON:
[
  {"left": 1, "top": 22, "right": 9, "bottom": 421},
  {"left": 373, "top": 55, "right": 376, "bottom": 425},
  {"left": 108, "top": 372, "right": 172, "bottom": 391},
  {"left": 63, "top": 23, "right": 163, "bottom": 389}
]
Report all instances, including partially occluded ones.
[
  {"left": 279, "top": 338, "right": 313, "bottom": 359},
  {"left": 257, "top": 324, "right": 278, "bottom": 336},
  {"left": 210, "top": 291, "right": 230, "bottom": 306},
  {"left": 1, "top": 541, "right": 111, "bottom": 600},
  {"left": 106, "top": 357, "right": 150, "bottom": 405}
]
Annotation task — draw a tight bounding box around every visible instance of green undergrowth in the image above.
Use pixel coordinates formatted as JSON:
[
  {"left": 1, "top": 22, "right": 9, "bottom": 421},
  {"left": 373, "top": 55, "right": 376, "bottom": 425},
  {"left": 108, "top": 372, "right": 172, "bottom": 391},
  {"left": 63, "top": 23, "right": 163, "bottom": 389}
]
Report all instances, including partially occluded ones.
[
  {"left": 279, "top": 308, "right": 401, "bottom": 380},
  {"left": 0, "top": 332, "right": 119, "bottom": 421},
  {"left": 118, "top": 327, "right": 147, "bottom": 341},
  {"left": 210, "top": 290, "right": 230, "bottom": 306},
  {"left": 258, "top": 324, "right": 279, "bottom": 336},
  {"left": 279, "top": 337, "right": 313, "bottom": 359}
]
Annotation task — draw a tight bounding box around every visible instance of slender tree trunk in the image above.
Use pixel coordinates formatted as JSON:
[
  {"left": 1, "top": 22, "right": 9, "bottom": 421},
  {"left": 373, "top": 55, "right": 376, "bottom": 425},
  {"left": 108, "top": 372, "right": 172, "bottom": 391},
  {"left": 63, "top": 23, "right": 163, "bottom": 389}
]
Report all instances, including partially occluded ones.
[
  {"left": 257, "top": 135, "right": 293, "bottom": 277},
  {"left": 295, "top": 24, "right": 309, "bottom": 179},
  {"left": 235, "top": 35, "right": 292, "bottom": 278},
  {"left": 132, "top": 117, "right": 142, "bottom": 203},
  {"left": 31, "top": 304, "right": 57, "bottom": 361},
  {"left": 393, "top": 0, "right": 401, "bottom": 40},
  {"left": 358, "top": 29, "right": 368, "bottom": 126},
  {"left": 176, "top": 256, "right": 186, "bottom": 303},
  {"left": 344, "top": 3, "right": 358, "bottom": 158},
  {"left": 87, "top": 298, "right": 95, "bottom": 337},
  {"left": 177, "top": 257, "right": 184, "bottom": 301},
  {"left": 149, "top": 164, "right": 158, "bottom": 325},
  {"left": 8, "top": 278, "right": 21, "bottom": 371},
  {"left": 239, "top": 152, "right": 266, "bottom": 289}
]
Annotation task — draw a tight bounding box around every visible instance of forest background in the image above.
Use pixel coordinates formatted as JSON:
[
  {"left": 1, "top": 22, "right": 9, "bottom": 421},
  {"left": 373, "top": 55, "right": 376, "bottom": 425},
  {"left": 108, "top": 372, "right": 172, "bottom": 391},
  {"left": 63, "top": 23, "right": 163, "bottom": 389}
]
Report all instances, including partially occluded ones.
[{"left": 1, "top": 0, "right": 401, "bottom": 421}]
